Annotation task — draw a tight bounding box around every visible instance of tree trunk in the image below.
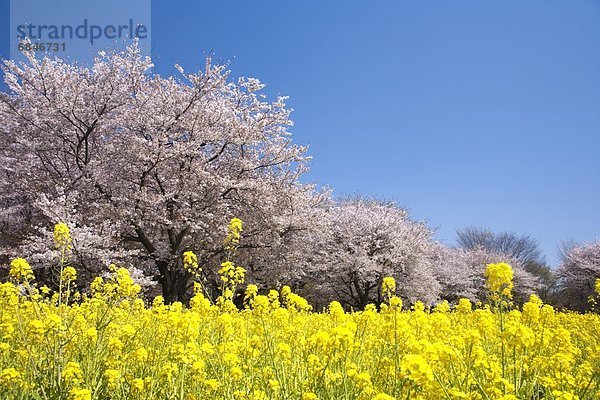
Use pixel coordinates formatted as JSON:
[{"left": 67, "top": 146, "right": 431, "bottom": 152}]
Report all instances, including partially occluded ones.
[
  {"left": 157, "top": 260, "right": 191, "bottom": 304},
  {"left": 353, "top": 273, "right": 371, "bottom": 310}
]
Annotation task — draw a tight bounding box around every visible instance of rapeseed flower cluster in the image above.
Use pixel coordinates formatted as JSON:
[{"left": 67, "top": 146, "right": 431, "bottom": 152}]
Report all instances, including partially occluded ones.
[
  {"left": 0, "top": 225, "right": 598, "bottom": 399},
  {"left": 53, "top": 222, "right": 72, "bottom": 250},
  {"left": 485, "top": 262, "right": 514, "bottom": 301},
  {"left": 183, "top": 251, "right": 201, "bottom": 275},
  {"left": 8, "top": 258, "right": 33, "bottom": 282},
  {"left": 382, "top": 276, "right": 396, "bottom": 299},
  {"left": 218, "top": 261, "right": 246, "bottom": 286},
  {"left": 225, "top": 217, "right": 243, "bottom": 250}
]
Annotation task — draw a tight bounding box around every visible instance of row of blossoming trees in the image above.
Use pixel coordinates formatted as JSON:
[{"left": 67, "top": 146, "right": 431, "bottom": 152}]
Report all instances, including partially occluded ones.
[{"left": 0, "top": 44, "right": 598, "bottom": 310}]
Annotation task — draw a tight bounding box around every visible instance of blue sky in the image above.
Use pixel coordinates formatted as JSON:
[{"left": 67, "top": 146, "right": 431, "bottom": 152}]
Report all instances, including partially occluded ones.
[{"left": 1, "top": 1, "right": 599, "bottom": 266}]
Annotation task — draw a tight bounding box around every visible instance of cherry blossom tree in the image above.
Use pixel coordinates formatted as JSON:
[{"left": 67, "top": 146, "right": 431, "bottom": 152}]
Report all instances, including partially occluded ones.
[
  {"left": 556, "top": 240, "right": 600, "bottom": 311},
  {"left": 431, "top": 244, "right": 541, "bottom": 304},
  {"left": 0, "top": 43, "right": 327, "bottom": 302},
  {"left": 305, "top": 197, "right": 438, "bottom": 309},
  {"left": 428, "top": 244, "right": 485, "bottom": 302},
  {"left": 0, "top": 43, "right": 552, "bottom": 308}
]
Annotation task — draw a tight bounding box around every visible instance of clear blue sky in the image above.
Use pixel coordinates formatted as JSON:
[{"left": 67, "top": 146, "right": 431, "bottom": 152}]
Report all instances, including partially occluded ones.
[{"left": 1, "top": 1, "right": 599, "bottom": 266}]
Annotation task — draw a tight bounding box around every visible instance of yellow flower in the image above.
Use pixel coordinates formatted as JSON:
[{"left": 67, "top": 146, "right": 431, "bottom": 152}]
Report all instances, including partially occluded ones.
[
  {"left": 244, "top": 284, "right": 258, "bottom": 307},
  {"left": 595, "top": 278, "right": 600, "bottom": 295},
  {"left": 382, "top": 277, "right": 396, "bottom": 297},
  {"left": 230, "top": 366, "right": 243, "bottom": 380},
  {"left": 84, "top": 327, "right": 98, "bottom": 342},
  {"left": 412, "top": 300, "right": 425, "bottom": 312},
  {"left": 0, "top": 368, "right": 24, "bottom": 389},
  {"left": 275, "top": 342, "right": 291, "bottom": 360},
  {"left": 160, "top": 362, "right": 179, "bottom": 380},
  {"left": 130, "top": 347, "right": 149, "bottom": 363},
  {"left": 54, "top": 222, "right": 72, "bottom": 249},
  {"left": 268, "top": 379, "right": 280, "bottom": 391},
  {"left": 251, "top": 389, "right": 268, "bottom": 400},
  {"left": 267, "top": 289, "right": 280, "bottom": 308},
  {"left": 61, "top": 266, "right": 77, "bottom": 283},
  {"left": 235, "top": 267, "right": 246, "bottom": 284},
  {"left": 225, "top": 217, "right": 243, "bottom": 248},
  {"left": 456, "top": 298, "right": 472, "bottom": 313},
  {"left": 251, "top": 295, "right": 270, "bottom": 313},
  {"left": 27, "top": 319, "right": 45, "bottom": 338},
  {"left": 183, "top": 251, "right": 200, "bottom": 274},
  {"left": 98, "top": 267, "right": 141, "bottom": 298},
  {"left": 400, "top": 354, "right": 434, "bottom": 386},
  {"left": 69, "top": 388, "right": 91, "bottom": 400},
  {"left": 285, "top": 292, "right": 312, "bottom": 312},
  {"left": 130, "top": 378, "right": 144, "bottom": 394},
  {"left": 372, "top": 394, "right": 395, "bottom": 400},
  {"left": 328, "top": 301, "right": 345, "bottom": 318},
  {"left": 433, "top": 300, "right": 450, "bottom": 313},
  {"left": 389, "top": 296, "right": 403, "bottom": 310},
  {"left": 355, "top": 371, "right": 372, "bottom": 390},
  {"left": 103, "top": 369, "right": 121, "bottom": 389},
  {"left": 219, "top": 261, "right": 246, "bottom": 286},
  {"left": 62, "top": 362, "right": 83, "bottom": 386},
  {"left": 203, "top": 378, "right": 220, "bottom": 391},
  {"left": 551, "top": 390, "right": 579, "bottom": 400},
  {"left": 9, "top": 257, "right": 34, "bottom": 281},
  {"left": 485, "top": 262, "right": 514, "bottom": 299},
  {"left": 280, "top": 285, "right": 291, "bottom": 297}
]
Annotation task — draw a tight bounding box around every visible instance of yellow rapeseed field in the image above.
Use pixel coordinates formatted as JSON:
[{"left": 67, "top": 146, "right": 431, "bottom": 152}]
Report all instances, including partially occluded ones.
[{"left": 0, "top": 223, "right": 599, "bottom": 400}]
